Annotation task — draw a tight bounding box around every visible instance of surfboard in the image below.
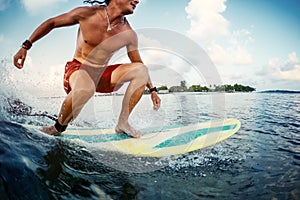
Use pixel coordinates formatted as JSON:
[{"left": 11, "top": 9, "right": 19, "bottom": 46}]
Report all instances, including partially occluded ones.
[{"left": 23, "top": 118, "right": 241, "bottom": 157}]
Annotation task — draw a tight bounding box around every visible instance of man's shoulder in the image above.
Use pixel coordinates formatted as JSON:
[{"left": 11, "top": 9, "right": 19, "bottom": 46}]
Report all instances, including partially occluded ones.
[
  {"left": 123, "top": 19, "right": 135, "bottom": 32},
  {"left": 71, "top": 6, "right": 101, "bottom": 17}
]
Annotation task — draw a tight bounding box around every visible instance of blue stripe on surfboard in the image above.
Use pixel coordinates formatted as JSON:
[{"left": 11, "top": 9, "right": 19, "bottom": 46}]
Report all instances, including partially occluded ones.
[
  {"left": 60, "top": 124, "right": 182, "bottom": 143},
  {"left": 154, "top": 124, "right": 238, "bottom": 149},
  {"left": 60, "top": 133, "right": 131, "bottom": 143}
]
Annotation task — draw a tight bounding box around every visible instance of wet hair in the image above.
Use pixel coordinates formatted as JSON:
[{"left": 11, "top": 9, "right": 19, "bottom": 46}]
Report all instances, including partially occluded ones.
[{"left": 83, "top": 0, "right": 111, "bottom": 6}]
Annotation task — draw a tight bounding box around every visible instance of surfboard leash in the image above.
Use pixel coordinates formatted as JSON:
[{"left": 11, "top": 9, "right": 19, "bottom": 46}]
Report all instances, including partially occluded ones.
[{"left": 6, "top": 98, "right": 57, "bottom": 121}]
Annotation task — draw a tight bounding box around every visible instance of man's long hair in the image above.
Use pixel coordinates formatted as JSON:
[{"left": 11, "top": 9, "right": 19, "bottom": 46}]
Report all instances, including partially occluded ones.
[{"left": 83, "top": 0, "right": 111, "bottom": 6}]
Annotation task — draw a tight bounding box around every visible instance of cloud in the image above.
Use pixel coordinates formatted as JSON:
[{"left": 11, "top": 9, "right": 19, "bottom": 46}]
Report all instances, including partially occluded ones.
[
  {"left": 185, "top": 0, "right": 229, "bottom": 40},
  {"left": 0, "top": 0, "right": 10, "bottom": 11},
  {"left": 257, "top": 52, "right": 300, "bottom": 81},
  {"left": 139, "top": 34, "right": 165, "bottom": 50},
  {"left": 204, "top": 29, "right": 253, "bottom": 66},
  {"left": 21, "top": 0, "right": 68, "bottom": 14},
  {"left": 185, "top": 0, "right": 253, "bottom": 66}
]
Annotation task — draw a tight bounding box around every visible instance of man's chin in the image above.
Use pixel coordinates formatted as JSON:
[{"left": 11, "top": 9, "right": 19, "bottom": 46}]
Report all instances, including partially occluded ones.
[
  {"left": 126, "top": 6, "right": 135, "bottom": 14},
  {"left": 124, "top": 10, "right": 134, "bottom": 15}
]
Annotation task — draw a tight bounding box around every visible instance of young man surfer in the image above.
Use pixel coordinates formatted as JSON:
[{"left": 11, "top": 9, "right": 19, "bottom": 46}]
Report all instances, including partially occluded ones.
[{"left": 13, "top": 0, "right": 161, "bottom": 138}]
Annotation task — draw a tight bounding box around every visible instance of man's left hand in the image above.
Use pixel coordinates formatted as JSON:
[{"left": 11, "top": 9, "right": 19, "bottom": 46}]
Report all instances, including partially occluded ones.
[{"left": 151, "top": 92, "right": 161, "bottom": 111}]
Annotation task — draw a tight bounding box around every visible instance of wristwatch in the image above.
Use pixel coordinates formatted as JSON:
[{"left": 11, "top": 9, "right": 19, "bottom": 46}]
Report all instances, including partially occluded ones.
[{"left": 149, "top": 87, "right": 158, "bottom": 93}]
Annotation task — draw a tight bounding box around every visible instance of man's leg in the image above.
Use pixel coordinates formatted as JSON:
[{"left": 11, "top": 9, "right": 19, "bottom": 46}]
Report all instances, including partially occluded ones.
[
  {"left": 111, "top": 63, "right": 149, "bottom": 138},
  {"left": 42, "top": 70, "right": 96, "bottom": 135}
]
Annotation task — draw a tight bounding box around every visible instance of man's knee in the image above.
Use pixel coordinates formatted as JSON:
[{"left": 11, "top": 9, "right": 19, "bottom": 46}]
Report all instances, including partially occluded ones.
[{"left": 131, "top": 63, "right": 149, "bottom": 79}]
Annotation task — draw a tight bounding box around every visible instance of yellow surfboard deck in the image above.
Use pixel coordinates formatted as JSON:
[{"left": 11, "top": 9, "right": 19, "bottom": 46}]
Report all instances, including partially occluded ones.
[{"left": 56, "top": 118, "right": 241, "bottom": 157}]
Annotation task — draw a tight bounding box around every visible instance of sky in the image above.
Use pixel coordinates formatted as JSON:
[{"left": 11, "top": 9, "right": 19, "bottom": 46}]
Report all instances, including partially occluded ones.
[{"left": 0, "top": 0, "right": 300, "bottom": 95}]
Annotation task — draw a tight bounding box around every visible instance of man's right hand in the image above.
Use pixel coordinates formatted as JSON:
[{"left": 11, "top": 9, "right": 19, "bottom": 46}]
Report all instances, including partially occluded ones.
[{"left": 13, "top": 47, "right": 27, "bottom": 69}]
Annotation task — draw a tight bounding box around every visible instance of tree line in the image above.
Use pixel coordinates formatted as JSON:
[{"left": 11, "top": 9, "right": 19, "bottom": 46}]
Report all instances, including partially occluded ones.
[{"left": 147, "top": 81, "right": 256, "bottom": 93}]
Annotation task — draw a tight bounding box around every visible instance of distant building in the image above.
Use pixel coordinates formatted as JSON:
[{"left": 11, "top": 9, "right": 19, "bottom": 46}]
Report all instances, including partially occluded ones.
[{"left": 158, "top": 90, "right": 169, "bottom": 94}]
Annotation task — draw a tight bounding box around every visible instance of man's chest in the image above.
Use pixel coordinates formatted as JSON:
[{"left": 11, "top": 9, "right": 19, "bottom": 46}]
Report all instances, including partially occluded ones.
[{"left": 79, "top": 21, "right": 131, "bottom": 51}]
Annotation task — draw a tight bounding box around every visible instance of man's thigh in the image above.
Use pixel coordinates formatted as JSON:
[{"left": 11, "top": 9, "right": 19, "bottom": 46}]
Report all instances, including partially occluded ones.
[
  {"left": 110, "top": 63, "right": 146, "bottom": 85},
  {"left": 69, "top": 69, "right": 96, "bottom": 92}
]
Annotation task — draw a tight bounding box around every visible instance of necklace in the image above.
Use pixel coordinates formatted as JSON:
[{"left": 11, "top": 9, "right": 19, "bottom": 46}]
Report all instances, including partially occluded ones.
[{"left": 104, "top": 7, "right": 124, "bottom": 31}]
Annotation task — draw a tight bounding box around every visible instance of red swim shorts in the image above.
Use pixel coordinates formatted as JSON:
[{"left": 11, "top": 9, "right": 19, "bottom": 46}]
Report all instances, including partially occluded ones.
[{"left": 63, "top": 59, "right": 122, "bottom": 94}]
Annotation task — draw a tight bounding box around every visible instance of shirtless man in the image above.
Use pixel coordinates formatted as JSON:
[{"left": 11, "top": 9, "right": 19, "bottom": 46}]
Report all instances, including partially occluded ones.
[{"left": 13, "top": 0, "right": 161, "bottom": 138}]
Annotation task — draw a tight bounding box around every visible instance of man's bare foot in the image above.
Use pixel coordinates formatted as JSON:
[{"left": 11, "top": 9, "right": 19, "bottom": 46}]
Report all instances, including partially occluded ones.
[
  {"left": 115, "top": 123, "right": 141, "bottom": 138},
  {"left": 41, "top": 126, "right": 61, "bottom": 136}
]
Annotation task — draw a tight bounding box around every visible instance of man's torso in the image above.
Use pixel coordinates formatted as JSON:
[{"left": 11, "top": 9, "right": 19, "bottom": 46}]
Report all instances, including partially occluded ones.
[{"left": 73, "top": 7, "right": 134, "bottom": 67}]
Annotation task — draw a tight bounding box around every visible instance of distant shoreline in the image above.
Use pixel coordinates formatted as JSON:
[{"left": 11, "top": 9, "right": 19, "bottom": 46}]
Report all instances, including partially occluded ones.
[
  {"left": 259, "top": 90, "right": 300, "bottom": 94},
  {"left": 38, "top": 90, "right": 300, "bottom": 99}
]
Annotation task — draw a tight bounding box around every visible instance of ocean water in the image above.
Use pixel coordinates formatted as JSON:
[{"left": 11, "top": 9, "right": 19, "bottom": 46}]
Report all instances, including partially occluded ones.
[
  {"left": 0, "top": 89, "right": 299, "bottom": 200},
  {"left": 0, "top": 55, "right": 299, "bottom": 199}
]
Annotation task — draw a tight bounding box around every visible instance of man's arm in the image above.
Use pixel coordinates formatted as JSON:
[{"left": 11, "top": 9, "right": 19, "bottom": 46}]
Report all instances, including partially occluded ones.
[
  {"left": 127, "top": 32, "right": 161, "bottom": 110},
  {"left": 126, "top": 31, "right": 153, "bottom": 89},
  {"left": 13, "top": 7, "right": 87, "bottom": 69},
  {"left": 127, "top": 50, "right": 155, "bottom": 89}
]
